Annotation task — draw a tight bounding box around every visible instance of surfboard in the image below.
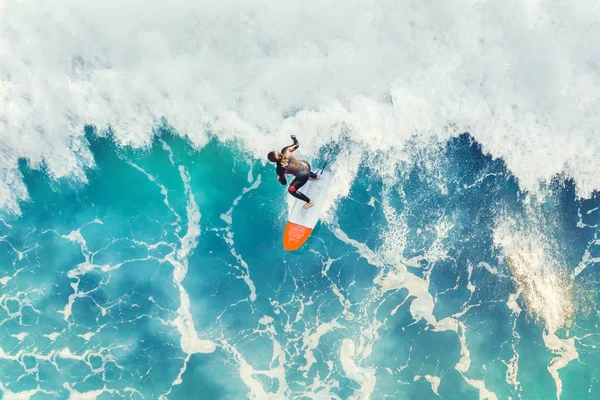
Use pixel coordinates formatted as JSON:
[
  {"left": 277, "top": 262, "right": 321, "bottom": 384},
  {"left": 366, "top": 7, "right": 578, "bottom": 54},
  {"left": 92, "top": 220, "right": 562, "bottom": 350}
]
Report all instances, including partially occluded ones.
[{"left": 283, "top": 170, "right": 334, "bottom": 251}]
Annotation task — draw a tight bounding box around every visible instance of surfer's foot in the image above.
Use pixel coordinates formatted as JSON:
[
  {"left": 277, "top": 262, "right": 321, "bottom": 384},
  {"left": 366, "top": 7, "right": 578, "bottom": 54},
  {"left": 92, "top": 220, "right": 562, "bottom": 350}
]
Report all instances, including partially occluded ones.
[
  {"left": 303, "top": 201, "right": 315, "bottom": 209},
  {"left": 309, "top": 175, "right": 320, "bottom": 181}
]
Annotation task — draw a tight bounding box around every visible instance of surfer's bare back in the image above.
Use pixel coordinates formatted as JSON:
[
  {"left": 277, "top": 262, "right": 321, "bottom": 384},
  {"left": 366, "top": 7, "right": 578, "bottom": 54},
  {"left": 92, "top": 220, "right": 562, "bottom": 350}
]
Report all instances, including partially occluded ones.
[{"left": 268, "top": 135, "right": 319, "bottom": 209}]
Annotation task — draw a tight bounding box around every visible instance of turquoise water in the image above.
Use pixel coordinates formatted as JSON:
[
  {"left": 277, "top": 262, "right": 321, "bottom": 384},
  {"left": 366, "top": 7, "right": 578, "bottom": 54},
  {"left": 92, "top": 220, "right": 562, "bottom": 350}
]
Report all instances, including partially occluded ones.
[{"left": 0, "top": 130, "right": 599, "bottom": 399}]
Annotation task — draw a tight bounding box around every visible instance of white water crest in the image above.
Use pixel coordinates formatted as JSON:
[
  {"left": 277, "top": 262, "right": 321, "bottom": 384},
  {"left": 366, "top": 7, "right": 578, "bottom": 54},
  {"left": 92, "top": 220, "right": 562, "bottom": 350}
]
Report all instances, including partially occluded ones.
[{"left": 2, "top": 0, "right": 600, "bottom": 215}]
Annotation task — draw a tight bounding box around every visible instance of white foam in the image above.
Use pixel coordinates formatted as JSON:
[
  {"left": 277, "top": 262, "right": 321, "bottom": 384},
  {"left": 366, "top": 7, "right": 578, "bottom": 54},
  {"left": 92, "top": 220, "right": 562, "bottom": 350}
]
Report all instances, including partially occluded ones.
[
  {"left": 301, "top": 376, "right": 343, "bottom": 400},
  {"left": 335, "top": 225, "right": 500, "bottom": 398},
  {"left": 375, "top": 268, "right": 435, "bottom": 325},
  {"left": 378, "top": 184, "right": 452, "bottom": 269},
  {"left": 10, "top": 332, "right": 28, "bottom": 341},
  {"left": 0, "top": 347, "right": 21, "bottom": 361},
  {"left": 299, "top": 320, "right": 343, "bottom": 377},
  {"left": 577, "top": 207, "right": 598, "bottom": 229},
  {"left": 332, "top": 228, "right": 384, "bottom": 268},
  {"left": 60, "top": 220, "right": 105, "bottom": 321},
  {"left": 503, "top": 349, "right": 520, "bottom": 392},
  {"left": 78, "top": 332, "right": 95, "bottom": 341},
  {"left": 2, "top": 0, "right": 600, "bottom": 215},
  {"left": 57, "top": 348, "right": 83, "bottom": 361},
  {"left": 166, "top": 258, "right": 216, "bottom": 356},
  {"left": 478, "top": 262, "right": 499, "bottom": 276},
  {"left": 130, "top": 161, "right": 182, "bottom": 231},
  {"left": 218, "top": 175, "right": 262, "bottom": 301},
  {"left": 543, "top": 331, "right": 579, "bottom": 400},
  {"left": 503, "top": 289, "right": 522, "bottom": 390},
  {"left": 175, "top": 166, "right": 201, "bottom": 264},
  {"left": 572, "top": 234, "right": 600, "bottom": 278},
  {"left": 258, "top": 316, "right": 274, "bottom": 325},
  {"left": 461, "top": 376, "right": 498, "bottom": 400},
  {"left": 157, "top": 164, "right": 216, "bottom": 396},
  {"left": 43, "top": 332, "right": 61, "bottom": 341},
  {"left": 506, "top": 289, "right": 523, "bottom": 315},
  {"left": 356, "top": 320, "right": 383, "bottom": 363},
  {"left": 62, "top": 382, "right": 114, "bottom": 400},
  {"left": 494, "top": 208, "right": 577, "bottom": 398},
  {"left": 124, "top": 387, "right": 144, "bottom": 398},
  {"left": 424, "top": 375, "right": 441, "bottom": 397},
  {"left": 455, "top": 322, "right": 471, "bottom": 374},
  {"left": 0, "top": 383, "right": 53, "bottom": 400},
  {"left": 433, "top": 318, "right": 472, "bottom": 374},
  {"left": 220, "top": 335, "right": 289, "bottom": 400},
  {"left": 340, "top": 339, "right": 376, "bottom": 400},
  {"left": 335, "top": 221, "right": 436, "bottom": 330},
  {"left": 494, "top": 214, "right": 574, "bottom": 333}
]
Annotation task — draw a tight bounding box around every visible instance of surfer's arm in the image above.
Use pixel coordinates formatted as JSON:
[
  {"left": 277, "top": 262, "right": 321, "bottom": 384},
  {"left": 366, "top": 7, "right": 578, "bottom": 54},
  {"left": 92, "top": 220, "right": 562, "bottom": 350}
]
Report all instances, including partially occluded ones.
[
  {"left": 276, "top": 165, "right": 287, "bottom": 185},
  {"left": 281, "top": 135, "right": 299, "bottom": 154}
]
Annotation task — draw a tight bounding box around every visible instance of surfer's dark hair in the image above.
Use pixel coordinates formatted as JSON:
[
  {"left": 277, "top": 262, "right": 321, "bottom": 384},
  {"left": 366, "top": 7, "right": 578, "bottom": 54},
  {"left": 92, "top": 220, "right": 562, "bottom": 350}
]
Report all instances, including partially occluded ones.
[{"left": 267, "top": 151, "right": 278, "bottom": 163}]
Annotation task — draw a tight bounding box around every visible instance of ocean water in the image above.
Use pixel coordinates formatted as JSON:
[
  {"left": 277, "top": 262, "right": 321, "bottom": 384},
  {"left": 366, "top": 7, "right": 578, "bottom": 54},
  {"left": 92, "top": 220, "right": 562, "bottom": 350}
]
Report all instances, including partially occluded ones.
[
  {"left": 2, "top": 0, "right": 600, "bottom": 399},
  {"left": 0, "top": 130, "right": 598, "bottom": 399}
]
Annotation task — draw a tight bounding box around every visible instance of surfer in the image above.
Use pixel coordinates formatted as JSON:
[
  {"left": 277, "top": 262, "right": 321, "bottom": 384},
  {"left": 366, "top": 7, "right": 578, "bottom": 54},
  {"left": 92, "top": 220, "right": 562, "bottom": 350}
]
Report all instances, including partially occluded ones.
[{"left": 268, "top": 135, "right": 319, "bottom": 209}]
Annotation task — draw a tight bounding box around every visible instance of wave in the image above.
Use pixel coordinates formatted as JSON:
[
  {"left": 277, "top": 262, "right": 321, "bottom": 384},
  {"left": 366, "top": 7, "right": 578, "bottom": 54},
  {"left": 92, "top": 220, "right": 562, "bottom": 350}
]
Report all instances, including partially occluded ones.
[{"left": 2, "top": 0, "right": 600, "bottom": 215}]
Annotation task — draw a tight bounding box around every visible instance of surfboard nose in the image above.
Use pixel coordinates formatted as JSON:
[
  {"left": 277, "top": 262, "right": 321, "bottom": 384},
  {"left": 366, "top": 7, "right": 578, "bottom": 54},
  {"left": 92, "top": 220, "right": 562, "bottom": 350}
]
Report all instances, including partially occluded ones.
[{"left": 283, "top": 222, "right": 313, "bottom": 251}]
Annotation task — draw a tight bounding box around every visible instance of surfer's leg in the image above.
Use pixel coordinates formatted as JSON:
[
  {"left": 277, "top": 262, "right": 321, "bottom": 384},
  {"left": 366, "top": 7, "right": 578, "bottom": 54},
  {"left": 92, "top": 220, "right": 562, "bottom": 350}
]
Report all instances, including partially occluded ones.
[
  {"left": 291, "top": 177, "right": 315, "bottom": 209},
  {"left": 288, "top": 177, "right": 311, "bottom": 203}
]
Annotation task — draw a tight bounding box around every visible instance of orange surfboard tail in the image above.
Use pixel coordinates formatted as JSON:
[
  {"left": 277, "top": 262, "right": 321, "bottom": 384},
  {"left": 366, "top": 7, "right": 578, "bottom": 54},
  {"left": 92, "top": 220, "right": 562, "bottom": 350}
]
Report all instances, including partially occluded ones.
[{"left": 283, "top": 222, "right": 313, "bottom": 251}]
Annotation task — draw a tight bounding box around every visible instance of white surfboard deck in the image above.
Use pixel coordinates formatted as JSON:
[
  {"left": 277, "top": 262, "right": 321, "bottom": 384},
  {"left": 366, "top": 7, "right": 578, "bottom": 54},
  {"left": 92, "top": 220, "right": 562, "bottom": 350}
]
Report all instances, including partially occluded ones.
[{"left": 287, "top": 169, "right": 334, "bottom": 228}]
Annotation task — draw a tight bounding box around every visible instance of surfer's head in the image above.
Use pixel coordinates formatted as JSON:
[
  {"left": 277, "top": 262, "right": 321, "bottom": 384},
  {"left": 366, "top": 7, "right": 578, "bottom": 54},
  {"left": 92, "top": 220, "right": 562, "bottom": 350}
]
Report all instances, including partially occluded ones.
[{"left": 267, "top": 151, "right": 280, "bottom": 163}]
